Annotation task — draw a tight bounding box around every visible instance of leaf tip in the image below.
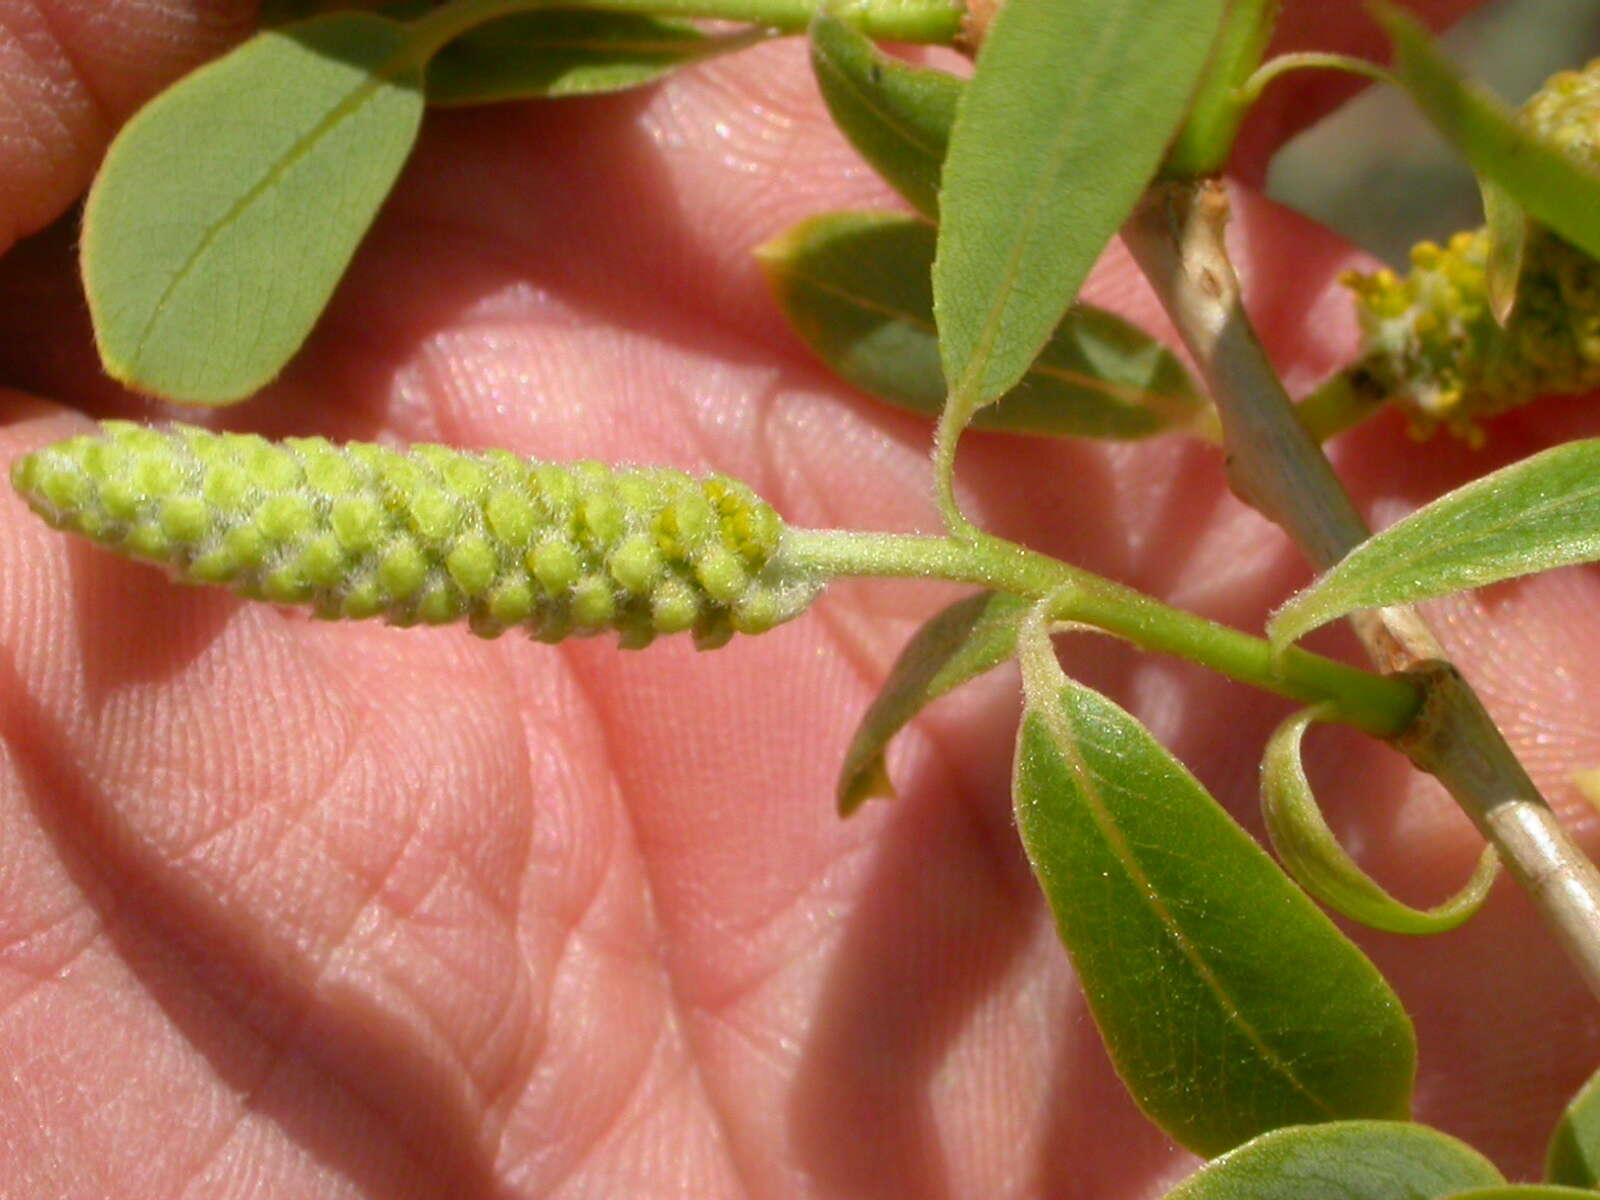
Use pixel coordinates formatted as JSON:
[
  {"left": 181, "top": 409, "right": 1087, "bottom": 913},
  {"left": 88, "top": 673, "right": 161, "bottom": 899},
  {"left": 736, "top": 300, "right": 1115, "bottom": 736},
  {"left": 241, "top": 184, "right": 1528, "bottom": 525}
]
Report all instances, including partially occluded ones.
[
  {"left": 838, "top": 754, "right": 895, "bottom": 817},
  {"left": 1263, "top": 608, "right": 1298, "bottom": 657}
]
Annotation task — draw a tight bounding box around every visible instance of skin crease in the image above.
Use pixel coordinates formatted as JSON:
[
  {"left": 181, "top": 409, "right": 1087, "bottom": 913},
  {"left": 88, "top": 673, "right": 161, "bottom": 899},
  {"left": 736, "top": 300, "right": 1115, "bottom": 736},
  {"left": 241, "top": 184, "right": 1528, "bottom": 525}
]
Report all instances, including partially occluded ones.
[{"left": 0, "top": 0, "right": 1597, "bottom": 1195}]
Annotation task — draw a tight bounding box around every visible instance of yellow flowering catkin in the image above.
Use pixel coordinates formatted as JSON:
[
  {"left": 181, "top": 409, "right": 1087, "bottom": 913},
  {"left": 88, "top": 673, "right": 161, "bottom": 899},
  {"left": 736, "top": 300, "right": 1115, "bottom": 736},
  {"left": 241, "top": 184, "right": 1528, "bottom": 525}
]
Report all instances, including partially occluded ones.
[
  {"left": 1343, "top": 58, "right": 1600, "bottom": 441},
  {"left": 12, "top": 421, "right": 823, "bottom": 649}
]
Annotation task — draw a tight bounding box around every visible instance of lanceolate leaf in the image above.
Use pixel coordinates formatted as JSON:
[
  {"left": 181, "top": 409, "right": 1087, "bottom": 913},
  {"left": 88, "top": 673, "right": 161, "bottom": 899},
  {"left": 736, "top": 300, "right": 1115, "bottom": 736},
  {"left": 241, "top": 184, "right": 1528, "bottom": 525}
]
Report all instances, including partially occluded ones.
[
  {"left": 83, "top": 14, "right": 427, "bottom": 404},
  {"left": 1269, "top": 439, "right": 1600, "bottom": 651},
  {"left": 1546, "top": 1066, "right": 1600, "bottom": 1188},
  {"left": 1014, "top": 633, "right": 1415, "bottom": 1156},
  {"left": 1160, "top": 1121, "right": 1503, "bottom": 1200},
  {"left": 759, "top": 212, "right": 1204, "bottom": 439},
  {"left": 933, "top": 0, "right": 1224, "bottom": 420},
  {"left": 837, "top": 590, "right": 1027, "bottom": 816},
  {"left": 1380, "top": 4, "right": 1600, "bottom": 264},
  {"left": 427, "top": 11, "right": 769, "bottom": 105},
  {"left": 809, "top": 14, "right": 958, "bottom": 221},
  {"left": 1262, "top": 707, "right": 1498, "bottom": 935}
]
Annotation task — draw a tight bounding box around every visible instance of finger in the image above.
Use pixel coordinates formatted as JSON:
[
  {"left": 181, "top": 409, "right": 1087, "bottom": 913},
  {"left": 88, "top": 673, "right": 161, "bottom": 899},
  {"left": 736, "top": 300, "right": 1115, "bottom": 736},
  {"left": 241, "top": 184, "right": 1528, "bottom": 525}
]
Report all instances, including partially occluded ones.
[
  {"left": 0, "top": 0, "right": 255, "bottom": 255},
  {"left": 0, "top": 392, "right": 552, "bottom": 1194}
]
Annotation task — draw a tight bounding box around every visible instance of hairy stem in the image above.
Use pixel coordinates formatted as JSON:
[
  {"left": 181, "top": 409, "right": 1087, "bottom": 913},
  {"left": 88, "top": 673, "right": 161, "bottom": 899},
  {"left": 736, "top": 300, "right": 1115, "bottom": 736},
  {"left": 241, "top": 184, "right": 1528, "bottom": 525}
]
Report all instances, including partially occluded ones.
[
  {"left": 784, "top": 527, "right": 1419, "bottom": 736},
  {"left": 1123, "top": 177, "right": 1600, "bottom": 1000}
]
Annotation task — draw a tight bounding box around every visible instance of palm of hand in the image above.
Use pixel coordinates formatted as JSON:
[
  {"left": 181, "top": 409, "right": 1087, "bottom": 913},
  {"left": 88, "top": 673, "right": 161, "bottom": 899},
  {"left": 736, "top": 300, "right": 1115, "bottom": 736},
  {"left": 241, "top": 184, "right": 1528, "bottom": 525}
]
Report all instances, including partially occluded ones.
[{"left": 1, "top": 4, "right": 1599, "bottom": 1195}]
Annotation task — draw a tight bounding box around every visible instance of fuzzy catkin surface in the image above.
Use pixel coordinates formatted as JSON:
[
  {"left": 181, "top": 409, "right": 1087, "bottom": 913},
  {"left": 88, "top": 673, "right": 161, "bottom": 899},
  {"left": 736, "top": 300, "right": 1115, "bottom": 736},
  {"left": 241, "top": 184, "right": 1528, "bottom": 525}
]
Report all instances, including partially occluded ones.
[{"left": 12, "top": 421, "right": 822, "bottom": 649}]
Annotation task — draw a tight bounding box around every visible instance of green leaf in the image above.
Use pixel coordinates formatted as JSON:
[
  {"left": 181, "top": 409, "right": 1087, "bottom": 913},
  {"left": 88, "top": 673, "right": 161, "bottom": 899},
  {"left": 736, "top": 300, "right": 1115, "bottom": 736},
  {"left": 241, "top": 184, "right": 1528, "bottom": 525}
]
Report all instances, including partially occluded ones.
[
  {"left": 837, "top": 590, "right": 1027, "bottom": 816},
  {"left": 1379, "top": 4, "right": 1600, "bottom": 264},
  {"left": 1269, "top": 439, "right": 1600, "bottom": 650},
  {"left": 1262, "top": 707, "right": 1498, "bottom": 935},
  {"left": 758, "top": 211, "right": 1204, "bottom": 439},
  {"left": 426, "top": 10, "right": 768, "bottom": 105},
  {"left": 808, "top": 14, "right": 959, "bottom": 221},
  {"left": 1442, "top": 1190, "right": 1600, "bottom": 1199},
  {"left": 932, "top": 0, "right": 1224, "bottom": 418},
  {"left": 260, "top": 0, "right": 411, "bottom": 24},
  {"left": 1014, "top": 624, "right": 1415, "bottom": 1157},
  {"left": 1547, "top": 1065, "right": 1600, "bottom": 1188},
  {"left": 82, "top": 14, "right": 428, "bottom": 405},
  {"left": 1161, "top": 1120, "right": 1503, "bottom": 1200},
  {"left": 1480, "top": 178, "right": 1527, "bottom": 325},
  {"left": 1164, "top": 0, "right": 1281, "bottom": 177}
]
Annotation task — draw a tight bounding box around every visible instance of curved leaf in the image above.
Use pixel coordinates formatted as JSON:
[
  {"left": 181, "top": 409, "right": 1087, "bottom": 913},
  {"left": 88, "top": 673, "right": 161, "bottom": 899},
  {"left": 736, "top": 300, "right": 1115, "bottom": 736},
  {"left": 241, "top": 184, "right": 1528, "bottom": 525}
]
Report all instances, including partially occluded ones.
[
  {"left": 758, "top": 211, "right": 1204, "bottom": 439},
  {"left": 427, "top": 11, "right": 768, "bottom": 105},
  {"left": 1262, "top": 707, "right": 1498, "bottom": 935},
  {"left": 809, "top": 13, "right": 958, "bottom": 221},
  {"left": 1547, "top": 1065, "right": 1600, "bottom": 1188},
  {"left": 1161, "top": 1120, "right": 1502, "bottom": 1200},
  {"left": 82, "top": 14, "right": 427, "bottom": 405},
  {"left": 1014, "top": 625, "right": 1415, "bottom": 1157},
  {"left": 837, "top": 590, "right": 1026, "bottom": 815},
  {"left": 933, "top": 0, "right": 1224, "bottom": 420},
  {"left": 1379, "top": 4, "right": 1600, "bottom": 264},
  {"left": 1268, "top": 439, "right": 1600, "bottom": 650}
]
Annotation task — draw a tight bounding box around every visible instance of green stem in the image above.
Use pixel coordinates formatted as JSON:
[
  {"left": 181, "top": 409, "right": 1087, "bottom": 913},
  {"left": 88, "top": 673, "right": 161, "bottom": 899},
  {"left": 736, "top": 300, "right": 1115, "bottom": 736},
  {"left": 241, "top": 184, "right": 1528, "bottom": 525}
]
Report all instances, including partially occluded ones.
[
  {"left": 1296, "top": 364, "right": 1390, "bottom": 443},
  {"left": 1165, "top": 0, "right": 1282, "bottom": 178},
  {"left": 784, "top": 528, "right": 1420, "bottom": 737},
  {"left": 405, "top": 0, "right": 964, "bottom": 59}
]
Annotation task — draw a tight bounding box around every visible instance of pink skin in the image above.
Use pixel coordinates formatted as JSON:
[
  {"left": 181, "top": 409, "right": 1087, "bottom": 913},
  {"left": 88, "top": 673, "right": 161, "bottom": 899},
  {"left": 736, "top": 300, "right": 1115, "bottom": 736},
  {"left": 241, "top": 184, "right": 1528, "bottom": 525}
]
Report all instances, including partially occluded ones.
[{"left": 0, "top": 1, "right": 1593, "bottom": 1195}]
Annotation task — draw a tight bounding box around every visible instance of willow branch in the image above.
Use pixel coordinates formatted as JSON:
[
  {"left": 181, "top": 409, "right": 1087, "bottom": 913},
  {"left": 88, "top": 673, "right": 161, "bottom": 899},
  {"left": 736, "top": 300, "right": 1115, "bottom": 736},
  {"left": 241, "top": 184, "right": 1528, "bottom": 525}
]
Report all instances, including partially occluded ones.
[{"left": 1123, "top": 177, "right": 1600, "bottom": 1000}]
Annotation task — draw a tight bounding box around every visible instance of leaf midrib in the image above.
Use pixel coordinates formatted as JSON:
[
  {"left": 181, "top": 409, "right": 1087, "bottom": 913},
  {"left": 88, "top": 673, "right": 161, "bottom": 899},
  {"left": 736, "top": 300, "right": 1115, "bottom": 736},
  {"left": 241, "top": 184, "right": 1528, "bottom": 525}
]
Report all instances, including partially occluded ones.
[
  {"left": 128, "top": 28, "right": 419, "bottom": 374},
  {"left": 1029, "top": 697, "right": 1336, "bottom": 1118},
  {"left": 784, "top": 261, "right": 1189, "bottom": 411},
  {"left": 947, "top": 3, "right": 1135, "bottom": 405},
  {"left": 1286, "top": 448, "right": 1600, "bottom": 630}
]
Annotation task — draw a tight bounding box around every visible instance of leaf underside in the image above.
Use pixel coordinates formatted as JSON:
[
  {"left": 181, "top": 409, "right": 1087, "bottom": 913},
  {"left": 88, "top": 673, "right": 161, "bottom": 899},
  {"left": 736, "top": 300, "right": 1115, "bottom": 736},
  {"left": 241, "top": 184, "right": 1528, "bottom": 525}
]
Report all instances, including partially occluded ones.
[
  {"left": 427, "top": 10, "right": 767, "bottom": 105},
  {"left": 760, "top": 211, "right": 1202, "bottom": 440},
  {"left": 808, "top": 13, "right": 958, "bottom": 221},
  {"left": 1261, "top": 707, "right": 1498, "bottom": 935},
  {"left": 82, "top": 13, "right": 427, "bottom": 405},
  {"left": 837, "top": 590, "right": 1027, "bottom": 815}
]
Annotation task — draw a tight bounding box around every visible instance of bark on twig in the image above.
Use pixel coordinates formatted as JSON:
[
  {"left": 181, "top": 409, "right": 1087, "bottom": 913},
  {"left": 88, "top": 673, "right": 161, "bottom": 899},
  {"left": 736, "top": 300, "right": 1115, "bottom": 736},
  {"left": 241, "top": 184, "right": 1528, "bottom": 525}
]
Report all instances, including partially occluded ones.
[{"left": 1124, "top": 178, "right": 1600, "bottom": 999}]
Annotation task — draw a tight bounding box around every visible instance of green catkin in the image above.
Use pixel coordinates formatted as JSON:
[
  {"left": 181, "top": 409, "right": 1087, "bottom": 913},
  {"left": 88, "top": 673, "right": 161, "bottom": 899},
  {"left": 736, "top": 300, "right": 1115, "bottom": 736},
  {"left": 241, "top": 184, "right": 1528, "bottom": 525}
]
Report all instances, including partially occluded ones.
[
  {"left": 1343, "top": 57, "right": 1600, "bottom": 442},
  {"left": 11, "top": 421, "right": 824, "bottom": 649}
]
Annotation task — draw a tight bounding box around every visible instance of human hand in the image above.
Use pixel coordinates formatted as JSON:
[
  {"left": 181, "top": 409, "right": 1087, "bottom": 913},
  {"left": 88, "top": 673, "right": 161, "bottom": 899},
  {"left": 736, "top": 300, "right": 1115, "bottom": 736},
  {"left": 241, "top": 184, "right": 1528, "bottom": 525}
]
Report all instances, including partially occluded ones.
[{"left": 0, "top": 1, "right": 1589, "bottom": 1195}]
